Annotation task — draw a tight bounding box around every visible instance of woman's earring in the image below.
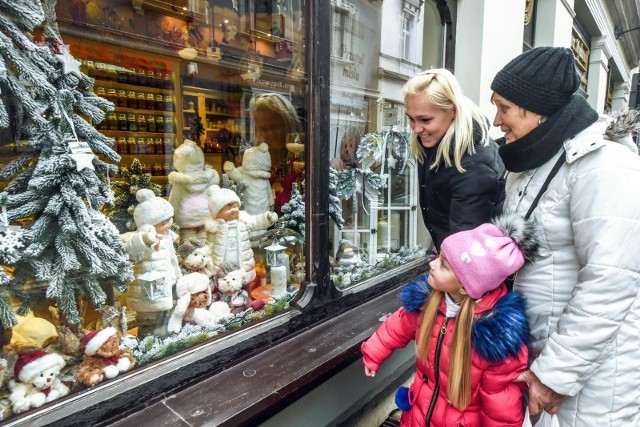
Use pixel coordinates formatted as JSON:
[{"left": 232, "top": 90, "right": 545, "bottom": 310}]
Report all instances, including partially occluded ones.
[{"left": 537, "top": 117, "right": 544, "bottom": 125}]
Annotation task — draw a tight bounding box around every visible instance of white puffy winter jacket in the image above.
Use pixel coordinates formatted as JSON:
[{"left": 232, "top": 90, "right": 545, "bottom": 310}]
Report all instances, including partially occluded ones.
[{"left": 505, "top": 116, "right": 640, "bottom": 427}]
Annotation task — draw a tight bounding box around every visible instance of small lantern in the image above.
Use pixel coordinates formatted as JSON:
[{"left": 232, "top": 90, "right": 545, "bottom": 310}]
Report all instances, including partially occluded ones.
[
  {"left": 265, "top": 241, "right": 287, "bottom": 267},
  {"left": 138, "top": 270, "right": 169, "bottom": 301}
]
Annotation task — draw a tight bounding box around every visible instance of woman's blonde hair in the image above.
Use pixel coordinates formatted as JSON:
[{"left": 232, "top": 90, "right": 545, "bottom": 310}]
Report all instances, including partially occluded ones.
[
  {"left": 416, "top": 289, "right": 475, "bottom": 410},
  {"left": 402, "top": 69, "right": 489, "bottom": 172},
  {"left": 250, "top": 93, "right": 302, "bottom": 136}
]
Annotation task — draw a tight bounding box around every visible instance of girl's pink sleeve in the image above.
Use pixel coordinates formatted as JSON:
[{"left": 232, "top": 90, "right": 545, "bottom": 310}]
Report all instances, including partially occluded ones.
[
  {"left": 361, "top": 308, "right": 421, "bottom": 372},
  {"left": 479, "top": 344, "right": 528, "bottom": 427}
]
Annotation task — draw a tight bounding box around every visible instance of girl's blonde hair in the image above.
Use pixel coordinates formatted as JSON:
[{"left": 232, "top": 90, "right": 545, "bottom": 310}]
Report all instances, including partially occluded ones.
[
  {"left": 250, "top": 93, "right": 302, "bottom": 136},
  {"left": 402, "top": 69, "right": 489, "bottom": 172},
  {"left": 416, "top": 289, "right": 475, "bottom": 410}
]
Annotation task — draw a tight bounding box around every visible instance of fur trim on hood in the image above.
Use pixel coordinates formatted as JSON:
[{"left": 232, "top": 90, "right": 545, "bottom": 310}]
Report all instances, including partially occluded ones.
[
  {"left": 604, "top": 109, "right": 640, "bottom": 140},
  {"left": 400, "top": 275, "right": 529, "bottom": 362}
]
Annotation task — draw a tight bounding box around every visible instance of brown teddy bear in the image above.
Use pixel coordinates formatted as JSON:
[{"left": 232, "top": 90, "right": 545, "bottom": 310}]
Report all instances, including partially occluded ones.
[{"left": 77, "top": 327, "right": 135, "bottom": 387}]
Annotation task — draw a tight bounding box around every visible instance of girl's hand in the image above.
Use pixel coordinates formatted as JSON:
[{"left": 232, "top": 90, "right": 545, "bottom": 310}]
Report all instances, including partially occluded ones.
[{"left": 364, "top": 366, "right": 376, "bottom": 377}]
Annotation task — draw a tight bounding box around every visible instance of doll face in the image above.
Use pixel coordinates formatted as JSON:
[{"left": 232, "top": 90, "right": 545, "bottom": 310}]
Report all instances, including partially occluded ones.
[
  {"left": 31, "top": 368, "right": 61, "bottom": 390},
  {"left": 190, "top": 291, "right": 209, "bottom": 309},
  {"left": 155, "top": 217, "right": 173, "bottom": 234},
  {"left": 428, "top": 253, "right": 466, "bottom": 302},
  {"left": 217, "top": 202, "right": 240, "bottom": 221}
]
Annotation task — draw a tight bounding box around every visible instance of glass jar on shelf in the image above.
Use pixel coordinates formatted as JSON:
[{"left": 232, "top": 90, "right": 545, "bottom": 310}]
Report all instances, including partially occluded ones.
[
  {"left": 136, "top": 137, "right": 146, "bottom": 154},
  {"left": 128, "top": 114, "right": 137, "bottom": 132},
  {"left": 127, "top": 137, "right": 136, "bottom": 154},
  {"left": 107, "top": 112, "right": 118, "bottom": 130},
  {"left": 137, "top": 92, "right": 147, "bottom": 109},
  {"left": 146, "top": 93, "right": 156, "bottom": 110},
  {"left": 163, "top": 162, "right": 171, "bottom": 175},
  {"left": 163, "top": 73, "right": 173, "bottom": 89},
  {"left": 117, "top": 137, "right": 127, "bottom": 154},
  {"left": 163, "top": 117, "right": 173, "bottom": 133},
  {"left": 117, "top": 89, "right": 128, "bottom": 107},
  {"left": 164, "top": 138, "right": 173, "bottom": 154},
  {"left": 137, "top": 115, "right": 147, "bottom": 133},
  {"left": 147, "top": 137, "right": 156, "bottom": 154},
  {"left": 147, "top": 115, "right": 156, "bottom": 133},
  {"left": 118, "top": 113, "right": 128, "bottom": 131},
  {"left": 106, "top": 88, "right": 118, "bottom": 105},
  {"left": 137, "top": 69, "right": 148, "bottom": 87},
  {"left": 85, "top": 60, "right": 96, "bottom": 78},
  {"left": 127, "top": 91, "right": 137, "bottom": 109},
  {"left": 106, "top": 64, "right": 118, "bottom": 82},
  {"left": 95, "top": 86, "right": 106, "bottom": 99},
  {"left": 155, "top": 137, "right": 164, "bottom": 154},
  {"left": 152, "top": 163, "right": 163, "bottom": 176},
  {"left": 155, "top": 116, "right": 164, "bottom": 133},
  {"left": 117, "top": 67, "right": 129, "bottom": 84},
  {"left": 155, "top": 94, "right": 164, "bottom": 111},
  {"left": 164, "top": 95, "right": 174, "bottom": 111}
]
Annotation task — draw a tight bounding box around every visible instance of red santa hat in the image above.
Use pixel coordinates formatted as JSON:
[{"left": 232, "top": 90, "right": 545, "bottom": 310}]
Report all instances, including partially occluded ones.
[
  {"left": 80, "top": 327, "right": 118, "bottom": 356},
  {"left": 13, "top": 350, "right": 66, "bottom": 383}
]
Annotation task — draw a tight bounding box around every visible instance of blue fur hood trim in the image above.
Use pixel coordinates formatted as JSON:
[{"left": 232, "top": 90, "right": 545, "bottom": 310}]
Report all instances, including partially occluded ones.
[{"left": 399, "top": 277, "right": 529, "bottom": 362}]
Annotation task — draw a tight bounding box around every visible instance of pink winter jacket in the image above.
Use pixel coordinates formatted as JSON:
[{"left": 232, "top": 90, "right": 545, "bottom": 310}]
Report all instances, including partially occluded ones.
[{"left": 362, "top": 279, "right": 528, "bottom": 427}]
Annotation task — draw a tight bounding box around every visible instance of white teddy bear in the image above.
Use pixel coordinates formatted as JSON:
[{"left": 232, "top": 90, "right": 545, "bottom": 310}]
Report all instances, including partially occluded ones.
[
  {"left": 169, "top": 138, "right": 220, "bottom": 242},
  {"left": 9, "top": 351, "right": 69, "bottom": 414},
  {"left": 215, "top": 265, "right": 249, "bottom": 309},
  {"left": 167, "top": 272, "right": 230, "bottom": 333},
  {"left": 223, "top": 142, "right": 274, "bottom": 217}
]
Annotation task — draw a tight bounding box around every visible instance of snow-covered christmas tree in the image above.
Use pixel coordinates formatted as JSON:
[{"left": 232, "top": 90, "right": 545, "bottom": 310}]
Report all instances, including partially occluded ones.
[
  {"left": 0, "top": 0, "right": 132, "bottom": 326},
  {"left": 328, "top": 166, "right": 344, "bottom": 229},
  {"left": 280, "top": 182, "right": 304, "bottom": 240},
  {"left": 103, "top": 158, "right": 162, "bottom": 233}
]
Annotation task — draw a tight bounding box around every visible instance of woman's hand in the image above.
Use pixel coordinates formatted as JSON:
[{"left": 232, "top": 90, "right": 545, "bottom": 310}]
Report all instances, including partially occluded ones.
[
  {"left": 364, "top": 366, "right": 376, "bottom": 377},
  {"left": 515, "top": 370, "right": 565, "bottom": 415}
]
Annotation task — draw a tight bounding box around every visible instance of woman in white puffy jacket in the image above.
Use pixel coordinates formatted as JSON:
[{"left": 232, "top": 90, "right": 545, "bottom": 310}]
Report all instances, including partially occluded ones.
[{"left": 490, "top": 46, "right": 640, "bottom": 426}]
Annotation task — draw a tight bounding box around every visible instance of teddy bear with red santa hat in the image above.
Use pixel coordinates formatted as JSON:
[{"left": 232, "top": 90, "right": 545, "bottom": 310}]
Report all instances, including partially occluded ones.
[
  {"left": 8, "top": 350, "right": 69, "bottom": 414},
  {"left": 77, "top": 327, "right": 135, "bottom": 387}
]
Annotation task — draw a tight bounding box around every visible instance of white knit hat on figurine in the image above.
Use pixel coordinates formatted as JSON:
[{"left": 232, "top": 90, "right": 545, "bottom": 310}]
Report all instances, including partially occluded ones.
[
  {"left": 80, "top": 327, "right": 118, "bottom": 356},
  {"left": 133, "top": 189, "right": 174, "bottom": 227},
  {"left": 207, "top": 185, "right": 241, "bottom": 218}
]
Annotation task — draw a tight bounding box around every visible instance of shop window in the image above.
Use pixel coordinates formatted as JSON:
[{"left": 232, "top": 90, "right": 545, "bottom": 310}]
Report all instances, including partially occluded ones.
[
  {"left": 571, "top": 23, "right": 591, "bottom": 94},
  {"left": 523, "top": 0, "right": 536, "bottom": 51},
  {"left": 0, "top": 0, "right": 308, "bottom": 422}
]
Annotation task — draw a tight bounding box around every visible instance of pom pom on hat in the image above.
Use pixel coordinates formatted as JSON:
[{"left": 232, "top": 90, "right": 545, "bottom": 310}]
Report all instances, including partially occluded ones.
[
  {"left": 242, "top": 142, "right": 271, "bottom": 172},
  {"left": 207, "top": 185, "right": 241, "bottom": 218},
  {"left": 133, "top": 189, "right": 174, "bottom": 227},
  {"left": 80, "top": 327, "right": 118, "bottom": 356},
  {"left": 491, "top": 47, "right": 580, "bottom": 116},
  {"left": 13, "top": 351, "right": 66, "bottom": 383},
  {"left": 441, "top": 213, "right": 539, "bottom": 299}
]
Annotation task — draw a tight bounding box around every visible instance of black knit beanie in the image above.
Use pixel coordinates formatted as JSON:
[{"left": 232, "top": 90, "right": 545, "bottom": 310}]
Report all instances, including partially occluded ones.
[{"left": 491, "top": 47, "right": 580, "bottom": 116}]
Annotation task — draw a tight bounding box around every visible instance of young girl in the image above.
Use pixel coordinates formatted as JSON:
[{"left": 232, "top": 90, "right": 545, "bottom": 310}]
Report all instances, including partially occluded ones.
[{"left": 362, "top": 213, "right": 537, "bottom": 426}]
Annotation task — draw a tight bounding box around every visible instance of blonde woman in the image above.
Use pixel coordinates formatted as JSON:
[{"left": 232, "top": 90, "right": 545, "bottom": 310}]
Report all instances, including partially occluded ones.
[
  {"left": 362, "top": 214, "right": 537, "bottom": 426},
  {"left": 404, "top": 69, "right": 504, "bottom": 249}
]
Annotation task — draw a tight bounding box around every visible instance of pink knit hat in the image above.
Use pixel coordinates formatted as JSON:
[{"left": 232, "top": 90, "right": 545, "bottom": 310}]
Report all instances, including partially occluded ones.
[{"left": 440, "top": 214, "right": 539, "bottom": 299}]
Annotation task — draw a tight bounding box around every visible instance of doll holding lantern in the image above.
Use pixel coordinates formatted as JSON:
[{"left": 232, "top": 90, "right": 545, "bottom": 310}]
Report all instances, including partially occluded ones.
[
  {"left": 204, "top": 185, "right": 278, "bottom": 286},
  {"left": 120, "top": 189, "right": 181, "bottom": 337}
]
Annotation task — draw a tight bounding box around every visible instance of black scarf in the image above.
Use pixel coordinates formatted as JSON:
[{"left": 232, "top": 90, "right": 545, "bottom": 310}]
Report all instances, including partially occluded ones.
[{"left": 499, "top": 95, "right": 599, "bottom": 172}]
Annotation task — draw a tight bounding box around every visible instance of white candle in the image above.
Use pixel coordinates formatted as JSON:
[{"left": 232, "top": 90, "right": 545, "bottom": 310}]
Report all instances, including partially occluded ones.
[
  {"left": 282, "top": 253, "right": 291, "bottom": 280},
  {"left": 377, "top": 216, "right": 388, "bottom": 251},
  {"left": 390, "top": 212, "right": 401, "bottom": 249},
  {"left": 270, "top": 265, "right": 287, "bottom": 297}
]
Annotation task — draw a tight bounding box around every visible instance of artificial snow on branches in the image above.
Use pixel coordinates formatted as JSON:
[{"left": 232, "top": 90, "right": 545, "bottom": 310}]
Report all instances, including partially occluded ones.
[
  {"left": 280, "top": 182, "right": 305, "bottom": 240},
  {"left": 0, "top": 0, "right": 132, "bottom": 325}
]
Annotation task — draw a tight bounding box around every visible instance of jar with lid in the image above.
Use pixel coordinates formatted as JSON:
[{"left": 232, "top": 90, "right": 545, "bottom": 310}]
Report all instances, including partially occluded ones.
[
  {"left": 107, "top": 112, "right": 118, "bottom": 130},
  {"left": 128, "top": 114, "right": 137, "bottom": 132},
  {"left": 164, "top": 95, "right": 174, "bottom": 111},
  {"left": 152, "top": 163, "right": 163, "bottom": 176},
  {"left": 127, "top": 91, "right": 137, "bottom": 109},
  {"left": 137, "top": 92, "right": 146, "bottom": 109},
  {"left": 117, "top": 137, "right": 127, "bottom": 154},
  {"left": 117, "top": 90, "right": 128, "bottom": 107},
  {"left": 163, "top": 162, "right": 171, "bottom": 175},
  {"left": 142, "top": 163, "right": 152, "bottom": 174},
  {"left": 146, "top": 93, "right": 156, "bottom": 110},
  {"left": 95, "top": 86, "right": 106, "bottom": 98},
  {"left": 137, "top": 137, "right": 146, "bottom": 154},
  {"left": 137, "top": 70, "right": 148, "bottom": 87},
  {"left": 147, "top": 137, "right": 156, "bottom": 154},
  {"left": 137, "top": 115, "right": 147, "bottom": 133},
  {"left": 127, "top": 137, "right": 137, "bottom": 154},
  {"left": 147, "top": 115, "right": 156, "bottom": 133},
  {"left": 164, "top": 138, "right": 173, "bottom": 154},
  {"left": 94, "top": 62, "right": 108, "bottom": 80},
  {"left": 106, "top": 88, "right": 118, "bottom": 105},
  {"left": 154, "top": 115, "right": 163, "bottom": 132},
  {"left": 106, "top": 64, "right": 118, "bottom": 82},
  {"left": 163, "top": 73, "right": 173, "bottom": 89},
  {"left": 117, "top": 67, "right": 129, "bottom": 84},
  {"left": 118, "top": 113, "right": 128, "bottom": 131},
  {"left": 155, "top": 137, "right": 164, "bottom": 154},
  {"left": 126, "top": 68, "right": 137, "bottom": 85},
  {"left": 155, "top": 94, "right": 164, "bottom": 111},
  {"left": 163, "top": 117, "right": 173, "bottom": 133},
  {"left": 85, "top": 61, "right": 96, "bottom": 78}
]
